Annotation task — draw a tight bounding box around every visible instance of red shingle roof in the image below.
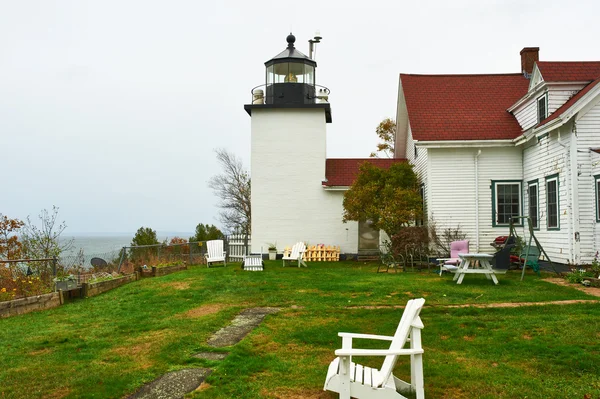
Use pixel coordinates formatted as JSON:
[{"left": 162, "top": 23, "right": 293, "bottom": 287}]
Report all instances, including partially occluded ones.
[
  {"left": 401, "top": 73, "right": 529, "bottom": 141},
  {"left": 538, "top": 77, "right": 600, "bottom": 128},
  {"left": 323, "top": 158, "right": 406, "bottom": 187},
  {"left": 536, "top": 61, "right": 600, "bottom": 82}
]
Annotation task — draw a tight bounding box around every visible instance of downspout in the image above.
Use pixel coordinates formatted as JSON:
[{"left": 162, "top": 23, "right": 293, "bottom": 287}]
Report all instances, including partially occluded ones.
[
  {"left": 570, "top": 123, "right": 580, "bottom": 264},
  {"left": 557, "top": 127, "right": 575, "bottom": 263},
  {"left": 475, "top": 149, "right": 482, "bottom": 252}
]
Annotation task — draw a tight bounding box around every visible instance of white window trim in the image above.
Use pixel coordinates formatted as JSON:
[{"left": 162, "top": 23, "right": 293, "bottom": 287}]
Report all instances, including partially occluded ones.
[
  {"left": 546, "top": 175, "right": 560, "bottom": 230},
  {"left": 537, "top": 93, "right": 548, "bottom": 123}
]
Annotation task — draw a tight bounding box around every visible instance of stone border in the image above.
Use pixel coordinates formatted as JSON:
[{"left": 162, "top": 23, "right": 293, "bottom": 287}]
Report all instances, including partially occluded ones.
[
  {"left": 81, "top": 273, "right": 139, "bottom": 298},
  {"left": 0, "top": 292, "right": 61, "bottom": 318}
]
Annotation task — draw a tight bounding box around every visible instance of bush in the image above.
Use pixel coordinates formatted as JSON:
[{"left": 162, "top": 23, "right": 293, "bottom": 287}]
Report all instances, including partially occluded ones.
[
  {"left": 428, "top": 218, "right": 467, "bottom": 257},
  {"left": 566, "top": 269, "right": 595, "bottom": 284},
  {"left": 390, "top": 226, "right": 429, "bottom": 255}
]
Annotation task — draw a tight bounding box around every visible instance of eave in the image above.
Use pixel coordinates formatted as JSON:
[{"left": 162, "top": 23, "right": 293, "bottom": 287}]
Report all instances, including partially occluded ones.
[
  {"left": 322, "top": 185, "right": 349, "bottom": 191},
  {"left": 415, "top": 139, "right": 514, "bottom": 149},
  {"left": 532, "top": 78, "right": 600, "bottom": 138},
  {"left": 508, "top": 80, "right": 590, "bottom": 113}
]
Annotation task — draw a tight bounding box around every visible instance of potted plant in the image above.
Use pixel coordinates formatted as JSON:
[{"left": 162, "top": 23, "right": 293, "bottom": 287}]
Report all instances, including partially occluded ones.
[
  {"left": 267, "top": 243, "right": 277, "bottom": 260},
  {"left": 53, "top": 274, "right": 78, "bottom": 291}
]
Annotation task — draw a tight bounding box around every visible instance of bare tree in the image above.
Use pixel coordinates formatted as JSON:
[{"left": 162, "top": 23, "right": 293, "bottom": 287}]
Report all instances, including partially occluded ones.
[
  {"left": 208, "top": 149, "right": 251, "bottom": 236},
  {"left": 21, "top": 206, "right": 73, "bottom": 260}
]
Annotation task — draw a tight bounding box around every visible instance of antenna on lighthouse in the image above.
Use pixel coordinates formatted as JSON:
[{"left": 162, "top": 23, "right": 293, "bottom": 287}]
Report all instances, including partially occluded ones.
[{"left": 308, "top": 31, "right": 322, "bottom": 60}]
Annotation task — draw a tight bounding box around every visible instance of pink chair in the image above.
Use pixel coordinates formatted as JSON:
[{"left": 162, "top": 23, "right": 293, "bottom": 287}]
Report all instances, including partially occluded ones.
[{"left": 438, "top": 240, "right": 469, "bottom": 275}]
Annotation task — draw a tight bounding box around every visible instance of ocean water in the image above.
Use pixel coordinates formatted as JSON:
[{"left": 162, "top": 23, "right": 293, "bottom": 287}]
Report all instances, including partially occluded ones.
[{"left": 60, "top": 232, "right": 194, "bottom": 257}]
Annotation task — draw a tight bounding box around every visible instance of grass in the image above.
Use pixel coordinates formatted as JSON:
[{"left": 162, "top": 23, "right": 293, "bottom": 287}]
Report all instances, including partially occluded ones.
[{"left": 0, "top": 261, "right": 599, "bottom": 398}]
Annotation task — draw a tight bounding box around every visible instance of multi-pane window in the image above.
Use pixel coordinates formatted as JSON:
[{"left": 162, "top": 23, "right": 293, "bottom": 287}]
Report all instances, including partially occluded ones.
[
  {"left": 595, "top": 175, "right": 600, "bottom": 222},
  {"left": 537, "top": 94, "right": 548, "bottom": 123},
  {"left": 415, "top": 184, "right": 425, "bottom": 226},
  {"left": 493, "top": 181, "right": 522, "bottom": 226},
  {"left": 528, "top": 180, "right": 539, "bottom": 229},
  {"left": 546, "top": 174, "right": 559, "bottom": 229}
]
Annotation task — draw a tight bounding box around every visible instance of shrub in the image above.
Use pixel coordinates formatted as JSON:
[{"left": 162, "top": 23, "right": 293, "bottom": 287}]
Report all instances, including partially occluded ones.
[
  {"left": 390, "top": 226, "right": 429, "bottom": 255},
  {"left": 428, "top": 218, "right": 467, "bottom": 257}
]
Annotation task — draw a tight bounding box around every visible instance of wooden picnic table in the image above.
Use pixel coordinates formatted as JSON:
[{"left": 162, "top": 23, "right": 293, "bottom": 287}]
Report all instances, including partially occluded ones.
[{"left": 453, "top": 253, "right": 499, "bottom": 285}]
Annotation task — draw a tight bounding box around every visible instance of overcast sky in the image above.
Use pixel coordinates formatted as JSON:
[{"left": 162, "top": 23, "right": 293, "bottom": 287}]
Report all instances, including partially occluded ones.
[{"left": 2, "top": 0, "right": 600, "bottom": 234}]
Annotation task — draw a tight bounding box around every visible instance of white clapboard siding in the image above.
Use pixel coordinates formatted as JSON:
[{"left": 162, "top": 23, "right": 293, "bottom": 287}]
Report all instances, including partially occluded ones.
[
  {"left": 548, "top": 85, "right": 585, "bottom": 114},
  {"left": 475, "top": 148, "right": 523, "bottom": 252},
  {"left": 513, "top": 84, "right": 586, "bottom": 131},
  {"left": 523, "top": 131, "right": 571, "bottom": 264},
  {"left": 576, "top": 100, "right": 600, "bottom": 262},
  {"left": 406, "top": 125, "right": 429, "bottom": 219},
  {"left": 514, "top": 99, "right": 539, "bottom": 131},
  {"left": 427, "top": 147, "right": 522, "bottom": 253}
]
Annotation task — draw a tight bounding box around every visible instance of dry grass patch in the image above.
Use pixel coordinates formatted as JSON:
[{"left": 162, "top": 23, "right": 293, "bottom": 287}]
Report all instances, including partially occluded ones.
[
  {"left": 44, "top": 387, "right": 71, "bottom": 399},
  {"left": 195, "top": 382, "right": 212, "bottom": 392},
  {"left": 160, "top": 281, "right": 191, "bottom": 290},
  {"left": 440, "top": 387, "right": 470, "bottom": 399},
  {"left": 110, "top": 329, "right": 171, "bottom": 370},
  {"left": 262, "top": 387, "right": 333, "bottom": 399},
  {"left": 28, "top": 348, "right": 53, "bottom": 356},
  {"left": 179, "top": 303, "right": 227, "bottom": 318},
  {"left": 250, "top": 332, "right": 282, "bottom": 352}
]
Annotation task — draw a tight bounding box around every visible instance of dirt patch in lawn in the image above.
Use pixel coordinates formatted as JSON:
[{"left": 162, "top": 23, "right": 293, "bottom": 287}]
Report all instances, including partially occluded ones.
[
  {"left": 351, "top": 298, "right": 599, "bottom": 310},
  {"left": 160, "top": 281, "right": 191, "bottom": 290},
  {"left": 44, "top": 387, "right": 71, "bottom": 399},
  {"left": 543, "top": 277, "right": 600, "bottom": 297},
  {"left": 262, "top": 387, "right": 333, "bottom": 399},
  {"left": 180, "top": 303, "right": 226, "bottom": 318}
]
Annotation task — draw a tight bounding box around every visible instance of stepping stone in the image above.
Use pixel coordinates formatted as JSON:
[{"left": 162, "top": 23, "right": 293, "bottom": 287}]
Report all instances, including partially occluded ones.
[
  {"left": 192, "top": 352, "right": 228, "bottom": 360},
  {"left": 207, "top": 307, "right": 280, "bottom": 348},
  {"left": 127, "top": 368, "right": 211, "bottom": 399}
]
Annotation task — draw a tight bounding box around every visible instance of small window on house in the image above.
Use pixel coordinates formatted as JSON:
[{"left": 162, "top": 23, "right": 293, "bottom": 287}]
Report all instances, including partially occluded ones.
[
  {"left": 414, "top": 145, "right": 418, "bottom": 159},
  {"left": 492, "top": 181, "right": 522, "bottom": 226},
  {"left": 537, "top": 93, "right": 548, "bottom": 123},
  {"left": 546, "top": 174, "right": 559, "bottom": 229},
  {"left": 528, "top": 180, "right": 539, "bottom": 229},
  {"left": 595, "top": 175, "right": 600, "bottom": 223}
]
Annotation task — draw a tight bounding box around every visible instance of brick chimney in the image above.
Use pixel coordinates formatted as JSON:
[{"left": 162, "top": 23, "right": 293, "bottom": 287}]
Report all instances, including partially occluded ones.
[{"left": 520, "top": 47, "right": 539, "bottom": 77}]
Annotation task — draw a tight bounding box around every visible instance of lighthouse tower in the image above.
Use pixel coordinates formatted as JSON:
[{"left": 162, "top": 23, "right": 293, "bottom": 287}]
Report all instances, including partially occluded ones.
[{"left": 244, "top": 33, "right": 335, "bottom": 255}]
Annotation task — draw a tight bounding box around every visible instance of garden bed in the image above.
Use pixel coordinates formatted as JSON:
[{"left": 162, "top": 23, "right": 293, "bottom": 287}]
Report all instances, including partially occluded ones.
[
  {"left": 0, "top": 292, "right": 61, "bottom": 318},
  {"left": 81, "top": 273, "right": 139, "bottom": 298}
]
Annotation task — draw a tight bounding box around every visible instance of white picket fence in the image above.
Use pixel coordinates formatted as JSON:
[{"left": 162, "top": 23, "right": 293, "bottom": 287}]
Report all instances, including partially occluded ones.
[{"left": 227, "top": 234, "right": 251, "bottom": 261}]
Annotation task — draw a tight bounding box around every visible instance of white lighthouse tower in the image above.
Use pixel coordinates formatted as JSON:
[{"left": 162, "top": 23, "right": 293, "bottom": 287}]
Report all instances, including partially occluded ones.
[{"left": 244, "top": 33, "right": 341, "bottom": 255}]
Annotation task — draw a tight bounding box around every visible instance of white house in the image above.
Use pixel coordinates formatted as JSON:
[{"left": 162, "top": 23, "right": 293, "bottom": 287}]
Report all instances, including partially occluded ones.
[
  {"left": 245, "top": 34, "right": 403, "bottom": 257},
  {"left": 395, "top": 47, "right": 600, "bottom": 265}
]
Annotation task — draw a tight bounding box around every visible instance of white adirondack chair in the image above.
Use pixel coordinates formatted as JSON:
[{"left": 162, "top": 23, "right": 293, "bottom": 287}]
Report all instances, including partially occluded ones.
[
  {"left": 324, "top": 298, "right": 426, "bottom": 399},
  {"left": 282, "top": 242, "right": 307, "bottom": 267},
  {"left": 205, "top": 240, "right": 226, "bottom": 268}
]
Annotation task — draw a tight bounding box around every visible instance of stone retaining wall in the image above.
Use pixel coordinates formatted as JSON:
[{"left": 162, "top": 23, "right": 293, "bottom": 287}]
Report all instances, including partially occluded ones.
[
  {"left": 0, "top": 292, "right": 61, "bottom": 318},
  {"left": 81, "top": 273, "right": 139, "bottom": 298}
]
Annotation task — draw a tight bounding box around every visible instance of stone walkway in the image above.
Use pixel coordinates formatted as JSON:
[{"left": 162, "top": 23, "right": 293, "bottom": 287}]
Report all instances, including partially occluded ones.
[{"left": 128, "top": 307, "right": 280, "bottom": 399}]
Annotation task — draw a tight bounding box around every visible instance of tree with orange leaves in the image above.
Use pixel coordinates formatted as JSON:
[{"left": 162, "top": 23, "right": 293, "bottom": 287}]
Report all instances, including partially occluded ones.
[{"left": 0, "top": 214, "right": 25, "bottom": 260}]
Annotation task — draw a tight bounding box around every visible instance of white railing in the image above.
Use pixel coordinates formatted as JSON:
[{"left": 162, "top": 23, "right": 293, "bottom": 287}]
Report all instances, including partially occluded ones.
[{"left": 227, "top": 235, "right": 251, "bottom": 261}]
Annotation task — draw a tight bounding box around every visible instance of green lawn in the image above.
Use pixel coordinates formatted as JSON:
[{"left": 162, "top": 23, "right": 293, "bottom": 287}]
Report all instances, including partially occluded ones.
[{"left": 0, "top": 261, "right": 599, "bottom": 398}]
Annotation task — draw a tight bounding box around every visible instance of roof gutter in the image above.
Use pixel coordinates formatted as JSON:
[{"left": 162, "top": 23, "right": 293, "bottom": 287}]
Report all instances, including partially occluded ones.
[
  {"left": 415, "top": 139, "right": 514, "bottom": 149},
  {"left": 322, "top": 186, "right": 349, "bottom": 191}
]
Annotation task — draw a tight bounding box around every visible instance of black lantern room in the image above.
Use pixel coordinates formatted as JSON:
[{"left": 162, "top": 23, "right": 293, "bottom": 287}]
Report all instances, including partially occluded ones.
[
  {"left": 245, "top": 33, "right": 331, "bottom": 123},
  {"left": 264, "top": 34, "right": 316, "bottom": 105}
]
